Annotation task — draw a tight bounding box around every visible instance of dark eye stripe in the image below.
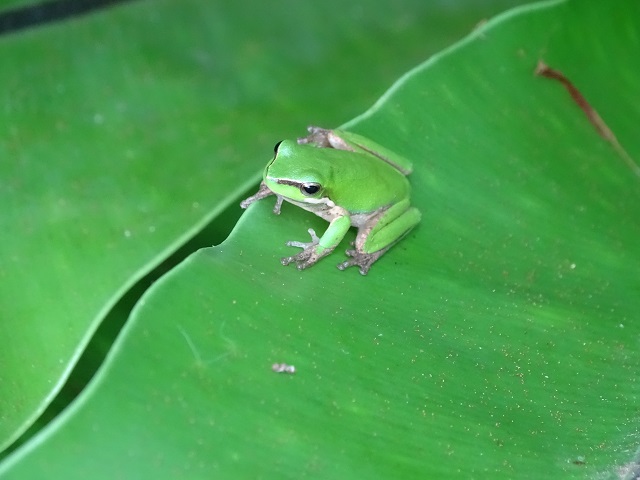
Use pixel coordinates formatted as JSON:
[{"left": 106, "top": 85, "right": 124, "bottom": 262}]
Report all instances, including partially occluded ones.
[{"left": 275, "top": 179, "right": 299, "bottom": 187}]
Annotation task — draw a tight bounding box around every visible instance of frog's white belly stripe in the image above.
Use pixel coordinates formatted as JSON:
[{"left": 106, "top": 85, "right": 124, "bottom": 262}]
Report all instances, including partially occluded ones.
[
  {"left": 283, "top": 196, "right": 380, "bottom": 227},
  {"left": 300, "top": 197, "right": 335, "bottom": 207}
]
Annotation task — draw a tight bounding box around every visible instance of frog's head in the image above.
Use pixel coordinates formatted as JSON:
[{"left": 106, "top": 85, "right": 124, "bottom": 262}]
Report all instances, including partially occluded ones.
[{"left": 263, "top": 140, "right": 329, "bottom": 204}]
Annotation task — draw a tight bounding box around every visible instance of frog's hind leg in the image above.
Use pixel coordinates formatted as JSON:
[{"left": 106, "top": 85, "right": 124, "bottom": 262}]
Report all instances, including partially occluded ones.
[
  {"left": 357, "top": 200, "right": 420, "bottom": 253},
  {"left": 338, "top": 200, "right": 421, "bottom": 275}
]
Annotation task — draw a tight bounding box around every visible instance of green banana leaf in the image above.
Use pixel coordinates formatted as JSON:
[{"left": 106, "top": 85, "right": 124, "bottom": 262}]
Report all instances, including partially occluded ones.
[
  {"left": 3, "top": 0, "right": 640, "bottom": 478},
  {"left": 0, "top": 1, "right": 35, "bottom": 10},
  {"left": 0, "top": 0, "right": 530, "bottom": 457}
]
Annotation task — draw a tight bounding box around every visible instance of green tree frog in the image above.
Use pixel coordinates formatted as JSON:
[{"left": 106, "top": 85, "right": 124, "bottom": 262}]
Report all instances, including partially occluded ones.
[{"left": 240, "top": 126, "right": 421, "bottom": 275}]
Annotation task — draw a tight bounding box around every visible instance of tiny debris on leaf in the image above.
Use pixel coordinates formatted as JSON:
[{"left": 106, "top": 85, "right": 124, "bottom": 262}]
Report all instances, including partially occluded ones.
[{"left": 272, "top": 363, "right": 296, "bottom": 374}]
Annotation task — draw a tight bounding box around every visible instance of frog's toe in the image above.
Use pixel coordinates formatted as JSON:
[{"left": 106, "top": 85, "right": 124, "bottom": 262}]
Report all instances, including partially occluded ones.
[
  {"left": 280, "top": 255, "right": 296, "bottom": 266},
  {"left": 285, "top": 229, "right": 320, "bottom": 249},
  {"left": 285, "top": 240, "right": 309, "bottom": 249}
]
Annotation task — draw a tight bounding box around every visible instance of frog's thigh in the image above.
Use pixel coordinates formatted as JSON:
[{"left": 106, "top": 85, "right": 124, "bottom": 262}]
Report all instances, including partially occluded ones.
[{"left": 358, "top": 200, "right": 421, "bottom": 253}]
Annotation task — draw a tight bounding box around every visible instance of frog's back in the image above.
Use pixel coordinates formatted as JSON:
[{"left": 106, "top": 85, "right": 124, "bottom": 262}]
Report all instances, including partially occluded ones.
[{"left": 315, "top": 147, "right": 411, "bottom": 214}]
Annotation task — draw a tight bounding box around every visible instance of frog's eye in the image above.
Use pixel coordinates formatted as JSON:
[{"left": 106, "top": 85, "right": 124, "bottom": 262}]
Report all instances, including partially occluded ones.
[
  {"left": 300, "top": 183, "right": 321, "bottom": 196},
  {"left": 273, "top": 140, "right": 283, "bottom": 154}
]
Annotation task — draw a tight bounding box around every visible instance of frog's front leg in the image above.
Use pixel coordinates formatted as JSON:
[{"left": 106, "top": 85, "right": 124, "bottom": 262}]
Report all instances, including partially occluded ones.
[
  {"left": 240, "top": 181, "right": 284, "bottom": 214},
  {"left": 282, "top": 214, "right": 351, "bottom": 270},
  {"left": 338, "top": 200, "right": 421, "bottom": 275}
]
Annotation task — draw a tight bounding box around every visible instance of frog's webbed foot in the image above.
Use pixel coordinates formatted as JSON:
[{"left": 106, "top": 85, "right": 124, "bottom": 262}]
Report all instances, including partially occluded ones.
[
  {"left": 297, "top": 126, "right": 352, "bottom": 152},
  {"left": 337, "top": 246, "right": 390, "bottom": 276},
  {"left": 297, "top": 126, "right": 332, "bottom": 148},
  {"left": 282, "top": 229, "right": 331, "bottom": 270}
]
